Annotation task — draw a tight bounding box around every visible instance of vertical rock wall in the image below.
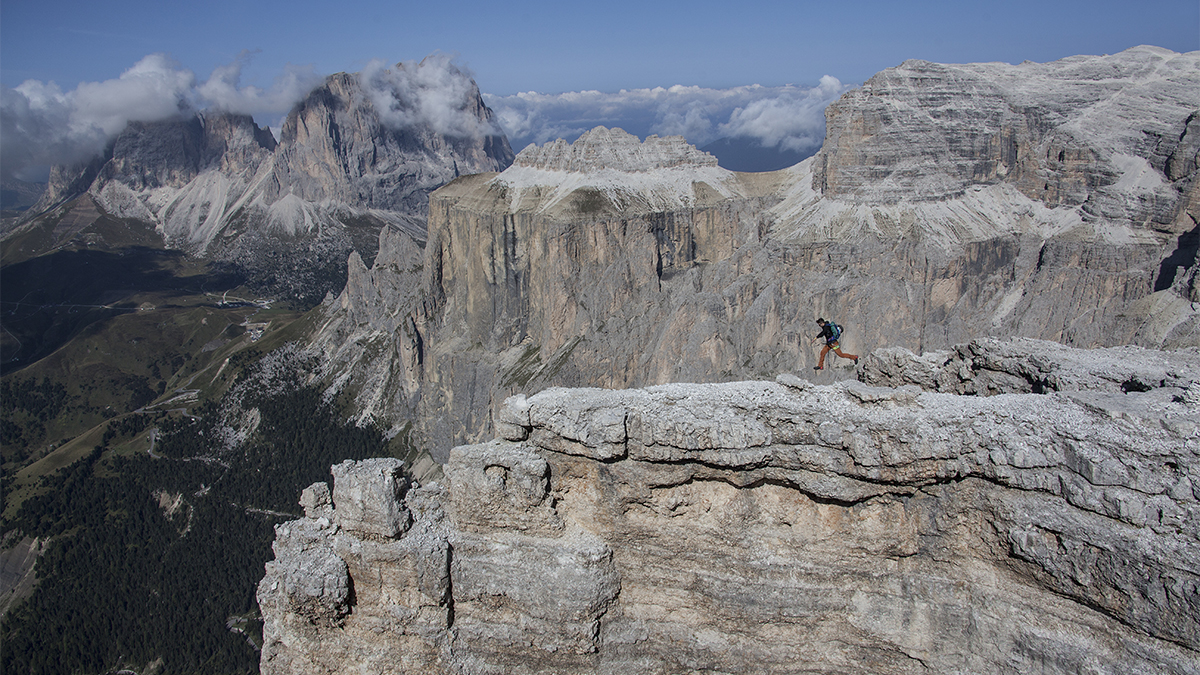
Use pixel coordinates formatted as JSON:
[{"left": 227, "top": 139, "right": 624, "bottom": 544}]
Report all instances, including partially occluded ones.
[{"left": 312, "top": 48, "right": 1199, "bottom": 458}]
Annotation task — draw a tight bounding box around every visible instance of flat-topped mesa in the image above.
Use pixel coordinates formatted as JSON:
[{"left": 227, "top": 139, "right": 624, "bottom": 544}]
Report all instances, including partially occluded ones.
[
  {"left": 490, "top": 127, "right": 742, "bottom": 214},
  {"left": 511, "top": 126, "right": 719, "bottom": 173}
]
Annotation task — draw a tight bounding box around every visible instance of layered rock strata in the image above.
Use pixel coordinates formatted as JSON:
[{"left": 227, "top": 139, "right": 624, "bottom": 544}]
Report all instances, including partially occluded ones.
[
  {"left": 258, "top": 338, "right": 1200, "bottom": 674},
  {"left": 313, "top": 47, "right": 1199, "bottom": 455},
  {"left": 815, "top": 46, "right": 1200, "bottom": 233}
]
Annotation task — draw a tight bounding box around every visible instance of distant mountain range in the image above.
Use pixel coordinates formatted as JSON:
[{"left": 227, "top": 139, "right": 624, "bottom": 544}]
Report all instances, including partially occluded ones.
[
  {"left": 2, "top": 45, "right": 1198, "bottom": 675},
  {"left": 4, "top": 59, "right": 513, "bottom": 307}
]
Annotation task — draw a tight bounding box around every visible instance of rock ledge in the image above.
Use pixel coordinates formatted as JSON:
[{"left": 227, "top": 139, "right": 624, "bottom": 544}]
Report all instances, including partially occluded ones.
[{"left": 259, "top": 339, "right": 1200, "bottom": 674}]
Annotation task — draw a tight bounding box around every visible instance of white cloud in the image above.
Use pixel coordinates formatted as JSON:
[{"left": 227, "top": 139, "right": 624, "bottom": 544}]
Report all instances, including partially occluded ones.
[
  {"left": 2, "top": 54, "right": 200, "bottom": 179},
  {"left": 2, "top": 50, "right": 849, "bottom": 182},
  {"left": 1, "top": 52, "right": 321, "bottom": 181},
  {"left": 2, "top": 82, "right": 94, "bottom": 179},
  {"left": 485, "top": 76, "right": 850, "bottom": 154},
  {"left": 1, "top": 51, "right": 505, "bottom": 181},
  {"left": 71, "top": 53, "right": 197, "bottom": 135},
  {"left": 358, "top": 53, "right": 501, "bottom": 138},
  {"left": 718, "top": 75, "right": 845, "bottom": 152},
  {"left": 197, "top": 50, "right": 324, "bottom": 117}
]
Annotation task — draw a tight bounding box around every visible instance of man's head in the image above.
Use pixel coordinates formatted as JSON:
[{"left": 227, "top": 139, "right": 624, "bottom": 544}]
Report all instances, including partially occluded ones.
[{"left": 816, "top": 318, "right": 826, "bottom": 326}]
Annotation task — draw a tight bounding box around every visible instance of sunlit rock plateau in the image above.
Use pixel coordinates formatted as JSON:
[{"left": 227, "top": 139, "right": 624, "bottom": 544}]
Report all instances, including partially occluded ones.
[{"left": 258, "top": 338, "right": 1200, "bottom": 674}]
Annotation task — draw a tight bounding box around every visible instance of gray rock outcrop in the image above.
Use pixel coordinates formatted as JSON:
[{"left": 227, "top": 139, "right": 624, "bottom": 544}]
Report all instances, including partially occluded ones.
[
  {"left": 258, "top": 338, "right": 1200, "bottom": 674},
  {"left": 859, "top": 335, "right": 1199, "bottom": 395},
  {"left": 816, "top": 46, "right": 1200, "bottom": 234},
  {"left": 330, "top": 458, "right": 412, "bottom": 539}
]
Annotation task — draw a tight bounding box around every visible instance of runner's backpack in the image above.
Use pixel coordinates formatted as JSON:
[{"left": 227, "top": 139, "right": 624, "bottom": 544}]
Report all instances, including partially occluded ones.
[{"left": 828, "top": 322, "right": 842, "bottom": 341}]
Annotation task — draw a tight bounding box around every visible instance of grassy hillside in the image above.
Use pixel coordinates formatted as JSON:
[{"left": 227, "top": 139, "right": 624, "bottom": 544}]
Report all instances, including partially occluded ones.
[
  {"left": 1, "top": 372, "right": 407, "bottom": 674},
  {"left": 0, "top": 246, "right": 303, "bottom": 517},
  {"left": 0, "top": 217, "right": 427, "bottom": 673}
]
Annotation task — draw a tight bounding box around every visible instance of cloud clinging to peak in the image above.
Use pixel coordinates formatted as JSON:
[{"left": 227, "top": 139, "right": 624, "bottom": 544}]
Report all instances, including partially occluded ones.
[
  {"left": 359, "top": 54, "right": 502, "bottom": 139},
  {"left": 2, "top": 50, "right": 850, "bottom": 182},
  {"left": 1, "top": 52, "right": 322, "bottom": 181},
  {"left": 197, "top": 50, "right": 324, "bottom": 117},
  {"left": 2, "top": 54, "right": 199, "bottom": 179}
]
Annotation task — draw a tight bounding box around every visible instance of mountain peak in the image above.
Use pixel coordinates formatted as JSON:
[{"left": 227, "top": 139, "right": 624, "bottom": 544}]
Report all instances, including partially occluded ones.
[
  {"left": 488, "top": 127, "right": 733, "bottom": 215},
  {"left": 512, "top": 126, "right": 719, "bottom": 174}
]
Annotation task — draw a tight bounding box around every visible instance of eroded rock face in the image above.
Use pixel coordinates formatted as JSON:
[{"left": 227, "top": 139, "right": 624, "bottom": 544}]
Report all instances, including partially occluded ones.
[
  {"left": 264, "top": 69, "right": 512, "bottom": 218},
  {"left": 313, "top": 48, "right": 1199, "bottom": 457},
  {"left": 330, "top": 458, "right": 412, "bottom": 539},
  {"left": 258, "top": 339, "right": 1200, "bottom": 674},
  {"left": 859, "top": 336, "right": 1199, "bottom": 395},
  {"left": 815, "top": 46, "right": 1200, "bottom": 232}
]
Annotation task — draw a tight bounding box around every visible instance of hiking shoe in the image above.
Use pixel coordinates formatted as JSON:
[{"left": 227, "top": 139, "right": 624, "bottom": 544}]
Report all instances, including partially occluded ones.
[
  {"left": 813, "top": 366, "right": 823, "bottom": 371},
  {"left": 853, "top": 357, "right": 859, "bottom": 365}
]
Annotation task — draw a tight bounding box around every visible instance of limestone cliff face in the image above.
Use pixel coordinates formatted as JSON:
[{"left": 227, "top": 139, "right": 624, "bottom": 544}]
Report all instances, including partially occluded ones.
[
  {"left": 101, "top": 112, "right": 278, "bottom": 193},
  {"left": 815, "top": 45, "right": 1200, "bottom": 234},
  {"left": 263, "top": 69, "right": 512, "bottom": 216},
  {"left": 258, "top": 339, "right": 1200, "bottom": 674},
  {"left": 316, "top": 47, "right": 1199, "bottom": 455},
  {"left": 312, "top": 127, "right": 787, "bottom": 452},
  {"left": 37, "top": 111, "right": 277, "bottom": 230},
  {"left": 275, "top": 47, "right": 1200, "bottom": 673}
]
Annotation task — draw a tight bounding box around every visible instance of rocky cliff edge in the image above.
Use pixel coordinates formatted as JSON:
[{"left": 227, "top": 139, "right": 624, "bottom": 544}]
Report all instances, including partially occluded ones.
[{"left": 259, "top": 338, "right": 1200, "bottom": 674}]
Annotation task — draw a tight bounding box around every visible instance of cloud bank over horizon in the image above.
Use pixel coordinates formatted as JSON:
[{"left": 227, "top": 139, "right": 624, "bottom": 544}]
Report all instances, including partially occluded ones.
[
  {"left": 1, "top": 51, "right": 848, "bottom": 182},
  {"left": 485, "top": 75, "right": 849, "bottom": 157}
]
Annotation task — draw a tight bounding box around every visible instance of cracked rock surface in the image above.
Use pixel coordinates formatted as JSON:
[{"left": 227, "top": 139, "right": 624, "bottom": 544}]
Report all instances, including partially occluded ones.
[{"left": 259, "top": 338, "right": 1200, "bottom": 674}]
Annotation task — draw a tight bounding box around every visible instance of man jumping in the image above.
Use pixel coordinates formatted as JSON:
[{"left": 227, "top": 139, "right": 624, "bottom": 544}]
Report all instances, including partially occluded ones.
[{"left": 810, "top": 318, "right": 858, "bottom": 370}]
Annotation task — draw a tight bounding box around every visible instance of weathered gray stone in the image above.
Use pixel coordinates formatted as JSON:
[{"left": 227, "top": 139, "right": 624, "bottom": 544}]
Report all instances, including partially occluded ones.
[
  {"left": 257, "top": 520, "right": 350, "bottom": 629},
  {"left": 445, "top": 440, "right": 562, "bottom": 534},
  {"left": 259, "top": 340, "right": 1200, "bottom": 674},
  {"left": 331, "top": 458, "right": 411, "bottom": 539},
  {"left": 299, "top": 482, "right": 333, "bottom": 520},
  {"left": 259, "top": 473, "right": 455, "bottom": 675},
  {"left": 775, "top": 372, "right": 812, "bottom": 391},
  {"left": 495, "top": 393, "right": 531, "bottom": 441},
  {"left": 814, "top": 47, "right": 1199, "bottom": 231},
  {"left": 450, "top": 529, "right": 619, "bottom": 655},
  {"left": 860, "top": 336, "right": 1200, "bottom": 396}
]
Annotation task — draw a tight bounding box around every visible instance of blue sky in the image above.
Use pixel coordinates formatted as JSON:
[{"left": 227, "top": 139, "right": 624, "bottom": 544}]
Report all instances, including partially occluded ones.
[
  {"left": 2, "top": 0, "right": 1197, "bottom": 179},
  {"left": 3, "top": 0, "right": 1195, "bottom": 94}
]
